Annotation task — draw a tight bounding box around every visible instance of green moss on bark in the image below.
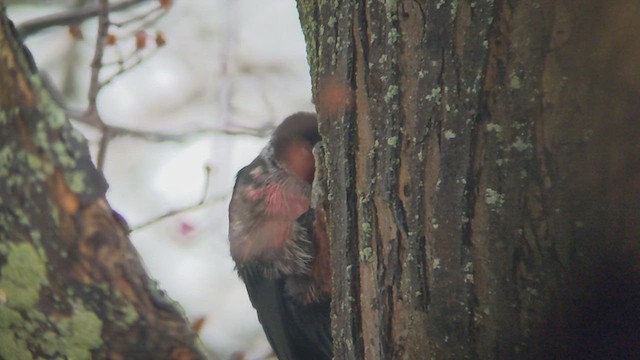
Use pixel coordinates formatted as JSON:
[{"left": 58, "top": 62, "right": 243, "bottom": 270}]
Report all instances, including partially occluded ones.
[{"left": 0, "top": 242, "right": 48, "bottom": 310}]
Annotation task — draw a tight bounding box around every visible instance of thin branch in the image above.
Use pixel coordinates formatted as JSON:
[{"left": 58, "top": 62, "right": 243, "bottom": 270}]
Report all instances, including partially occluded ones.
[
  {"left": 100, "top": 48, "right": 158, "bottom": 87},
  {"left": 17, "top": 0, "right": 152, "bottom": 38},
  {"left": 131, "top": 166, "right": 225, "bottom": 231},
  {"left": 218, "top": 0, "right": 238, "bottom": 125},
  {"left": 130, "top": 194, "right": 227, "bottom": 231},
  {"left": 99, "top": 3, "right": 168, "bottom": 89},
  {"left": 42, "top": 72, "right": 272, "bottom": 141},
  {"left": 85, "top": 0, "right": 110, "bottom": 126},
  {"left": 111, "top": 4, "right": 164, "bottom": 30},
  {"left": 85, "top": 0, "right": 111, "bottom": 172},
  {"left": 200, "top": 165, "right": 213, "bottom": 201},
  {"left": 96, "top": 127, "right": 113, "bottom": 171},
  {"left": 106, "top": 123, "right": 272, "bottom": 141},
  {"left": 69, "top": 117, "right": 272, "bottom": 141}
]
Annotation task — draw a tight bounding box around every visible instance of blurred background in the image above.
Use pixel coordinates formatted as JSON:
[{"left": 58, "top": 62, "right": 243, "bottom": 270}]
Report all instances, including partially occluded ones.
[{"left": 8, "top": 1, "right": 314, "bottom": 358}]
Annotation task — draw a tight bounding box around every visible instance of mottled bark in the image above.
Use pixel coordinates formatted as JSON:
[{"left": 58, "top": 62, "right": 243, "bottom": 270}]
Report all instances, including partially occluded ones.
[
  {"left": 0, "top": 7, "right": 206, "bottom": 360},
  {"left": 297, "top": 0, "right": 640, "bottom": 359}
]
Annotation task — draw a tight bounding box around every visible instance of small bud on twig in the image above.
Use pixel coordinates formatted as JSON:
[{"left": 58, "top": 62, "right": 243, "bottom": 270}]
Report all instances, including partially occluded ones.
[
  {"left": 155, "top": 31, "right": 167, "bottom": 47},
  {"left": 135, "top": 31, "right": 148, "bottom": 50},
  {"left": 159, "top": 0, "right": 173, "bottom": 10},
  {"left": 68, "top": 24, "right": 83, "bottom": 40},
  {"left": 106, "top": 33, "right": 117, "bottom": 46}
]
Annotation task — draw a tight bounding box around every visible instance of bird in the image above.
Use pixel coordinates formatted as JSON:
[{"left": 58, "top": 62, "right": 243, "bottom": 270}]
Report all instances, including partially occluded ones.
[{"left": 228, "top": 112, "right": 332, "bottom": 360}]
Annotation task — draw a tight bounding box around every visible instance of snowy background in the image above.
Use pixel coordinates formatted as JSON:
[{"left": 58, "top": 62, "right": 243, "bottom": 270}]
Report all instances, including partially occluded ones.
[{"left": 9, "top": 1, "right": 313, "bottom": 359}]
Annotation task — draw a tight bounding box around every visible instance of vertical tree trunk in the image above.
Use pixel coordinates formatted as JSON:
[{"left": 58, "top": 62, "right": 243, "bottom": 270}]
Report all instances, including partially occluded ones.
[
  {"left": 297, "top": 1, "right": 640, "bottom": 359},
  {"left": 0, "top": 8, "right": 206, "bottom": 360}
]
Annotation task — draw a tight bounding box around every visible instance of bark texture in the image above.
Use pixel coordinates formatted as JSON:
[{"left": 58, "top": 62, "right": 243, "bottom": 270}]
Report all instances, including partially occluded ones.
[
  {"left": 297, "top": 0, "right": 640, "bottom": 359},
  {"left": 0, "top": 8, "right": 206, "bottom": 360}
]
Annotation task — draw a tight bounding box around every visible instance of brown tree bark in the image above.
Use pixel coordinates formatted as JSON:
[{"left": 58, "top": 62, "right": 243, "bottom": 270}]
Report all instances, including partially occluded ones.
[
  {"left": 0, "top": 7, "right": 206, "bottom": 360},
  {"left": 297, "top": 1, "right": 640, "bottom": 359}
]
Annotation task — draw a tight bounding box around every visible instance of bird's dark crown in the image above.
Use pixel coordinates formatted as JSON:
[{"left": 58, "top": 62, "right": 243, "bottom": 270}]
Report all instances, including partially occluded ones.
[{"left": 271, "top": 112, "right": 320, "bottom": 150}]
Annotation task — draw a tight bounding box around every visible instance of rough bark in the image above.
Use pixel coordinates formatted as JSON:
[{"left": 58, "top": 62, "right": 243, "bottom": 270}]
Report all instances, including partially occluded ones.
[
  {"left": 297, "top": 0, "right": 640, "bottom": 359},
  {"left": 0, "top": 7, "right": 206, "bottom": 360}
]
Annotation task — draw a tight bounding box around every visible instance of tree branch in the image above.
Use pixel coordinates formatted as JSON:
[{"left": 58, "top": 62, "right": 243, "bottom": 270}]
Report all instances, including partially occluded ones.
[
  {"left": 85, "top": 0, "right": 110, "bottom": 124},
  {"left": 131, "top": 165, "right": 225, "bottom": 231},
  {"left": 105, "top": 123, "right": 272, "bottom": 141},
  {"left": 131, "top": 194, "right": 227, "bottom": 231},
  {"left": 16, "top": 0, "right": 152, "bottom": 38}
]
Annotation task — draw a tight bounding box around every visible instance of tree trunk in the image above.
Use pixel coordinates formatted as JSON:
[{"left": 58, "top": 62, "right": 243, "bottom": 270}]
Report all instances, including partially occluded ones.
[
  {"left": 297, "top": 1, "right": 640, "bottom": 359},
  {"left": 0, "top": 7, "right": 206, "bottom": 360}
]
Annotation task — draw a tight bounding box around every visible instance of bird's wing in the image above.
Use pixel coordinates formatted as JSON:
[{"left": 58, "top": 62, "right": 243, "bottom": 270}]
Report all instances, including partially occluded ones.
[
  {"left": 241, "top": 268, "right": 332, "bottom": 360},
  {"left": 241, "top": 269, "right": 297, "bottom": 360}
]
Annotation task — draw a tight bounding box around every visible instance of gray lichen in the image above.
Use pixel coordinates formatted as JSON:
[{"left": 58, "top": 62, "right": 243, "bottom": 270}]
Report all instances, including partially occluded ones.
[{"left": 484, "top": 188, "right": 505, "bottom": 211}]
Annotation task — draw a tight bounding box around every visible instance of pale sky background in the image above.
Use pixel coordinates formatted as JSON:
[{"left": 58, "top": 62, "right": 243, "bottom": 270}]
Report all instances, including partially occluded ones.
[{"left": 9, "top": 1, "right": 314, "bottom": 359}]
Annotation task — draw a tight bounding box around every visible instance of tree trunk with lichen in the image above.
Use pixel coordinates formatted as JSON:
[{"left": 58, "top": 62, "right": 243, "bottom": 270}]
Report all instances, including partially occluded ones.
[
  {"left": 0, "top": 8, "right": 206, "bottom": 360},
  {"left": 297, "top": 1, "right": 640, "bottom": 359}
]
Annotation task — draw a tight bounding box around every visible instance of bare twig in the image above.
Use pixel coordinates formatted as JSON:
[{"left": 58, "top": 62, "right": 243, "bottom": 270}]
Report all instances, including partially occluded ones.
[
  {"left": 131, "top": 166, "right": 225, "bottom": 231},
  {"left": 218, "top": 0, "right": 238, "bottom": 125},
  {"left": 70, "top": 117, "right": 272, "bottom": 141},
  {"left": 84, "top": 0, "right": 111, "bottom": 172},
  {"left": 106, "top": 123, "right": 272, "bottom": 141},
  {"left": 17, "top": 0, "right": 152, "bottom": 38},
  {"left": 130, "top": 194, "right": 227, "bottom": 231},
  {"left": 85, "top": 0, "right": 110, "bottom": 128},
  {"left": 42, "top": 71, "right": 273, "bottom": 142},
  {"left": 200, "top": 165, "right": 213, "bottom": 201},
  {"left": 96, "top": 127, "right": 113, "bottom": 171},
  {"left": 100, "top": 48, "right": 158, "bottom": 87},
  {"left": 99, "top": 3, "right": 168, "bottom": 87},
  {"left": 111, "top": 4, "right": 166, "bottom": 33}
]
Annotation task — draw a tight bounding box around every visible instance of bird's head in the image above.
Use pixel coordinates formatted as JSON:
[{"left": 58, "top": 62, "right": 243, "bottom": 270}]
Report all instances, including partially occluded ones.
[{"left": 268, "top": 112, "right": 320, "bottom": 184}]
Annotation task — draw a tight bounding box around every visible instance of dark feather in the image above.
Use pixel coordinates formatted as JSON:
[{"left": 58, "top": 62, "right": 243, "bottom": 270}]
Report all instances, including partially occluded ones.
[{"left": 239, "top": 267, "right": 332, "bottom": 360}]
